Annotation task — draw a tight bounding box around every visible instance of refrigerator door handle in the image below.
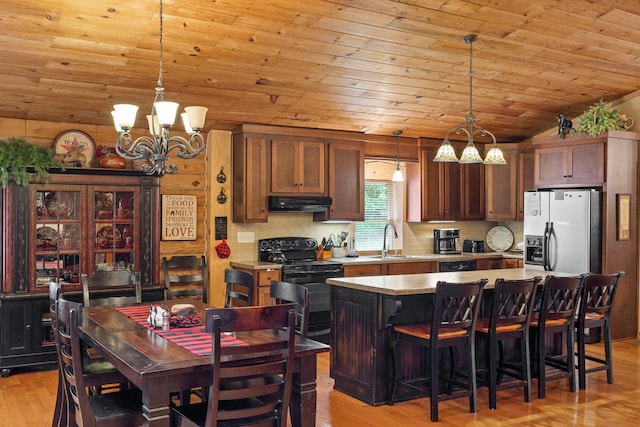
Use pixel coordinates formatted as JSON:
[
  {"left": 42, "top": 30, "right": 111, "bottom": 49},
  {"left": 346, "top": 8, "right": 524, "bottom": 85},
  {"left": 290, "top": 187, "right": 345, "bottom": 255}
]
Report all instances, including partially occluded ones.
[
  {"left": 547, "top": 222, "right": 556, "bottom": 271},
  {"left": 543, "top": 222, "right": 551, "bottom": 270}
]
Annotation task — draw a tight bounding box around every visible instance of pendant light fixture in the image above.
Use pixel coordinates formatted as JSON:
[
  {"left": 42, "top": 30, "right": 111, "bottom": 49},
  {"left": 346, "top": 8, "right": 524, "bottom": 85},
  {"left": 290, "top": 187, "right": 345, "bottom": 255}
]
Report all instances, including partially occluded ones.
[
  {"left": 112, "top": 0, "right": 208, "bottom": 175},
  {"left": 434, "top": 34, "right": 506, "bottom": 165},
  {"left": 391, "top": 130, "right": 404, "bottom": 182}
]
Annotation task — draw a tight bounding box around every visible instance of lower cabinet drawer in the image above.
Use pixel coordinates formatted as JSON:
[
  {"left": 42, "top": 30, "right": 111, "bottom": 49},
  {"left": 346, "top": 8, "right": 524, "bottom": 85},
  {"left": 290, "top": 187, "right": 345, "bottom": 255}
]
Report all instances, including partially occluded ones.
[{"left": 343, "top": 264, "right": 382, "bottom": 277}]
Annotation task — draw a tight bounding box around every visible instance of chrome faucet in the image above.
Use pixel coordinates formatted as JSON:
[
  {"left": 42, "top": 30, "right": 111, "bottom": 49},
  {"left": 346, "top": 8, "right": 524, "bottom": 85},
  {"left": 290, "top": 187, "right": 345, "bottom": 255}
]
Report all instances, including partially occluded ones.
[{"left": 382, "top": 222, "right": 398, "bottom": 257}]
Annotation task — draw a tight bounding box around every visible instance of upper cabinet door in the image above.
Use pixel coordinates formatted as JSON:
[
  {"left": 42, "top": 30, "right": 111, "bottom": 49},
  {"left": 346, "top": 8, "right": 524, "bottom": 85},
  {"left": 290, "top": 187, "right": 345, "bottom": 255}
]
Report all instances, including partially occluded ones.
[
  {"left": 232, "top": 133, "right": 269, "bottom": 223},
  {"left": 271, "top": 136, "right": 325, "bottom": 195},
  {"left": 485, "top": 149, "right": 518, "bottom": 220},
  {"left": 315, "top": 139, "right": 365, "bottom": 221},
  {"left": 534, "top": 143, "right": 604, "bottom": 187}
]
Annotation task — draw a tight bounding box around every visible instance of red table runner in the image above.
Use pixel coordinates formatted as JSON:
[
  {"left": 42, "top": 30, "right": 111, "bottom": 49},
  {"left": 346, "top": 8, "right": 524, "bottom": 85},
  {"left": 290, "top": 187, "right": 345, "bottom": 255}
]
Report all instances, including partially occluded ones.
[{"left": 116, "top": 305, "right": 246, "bottom": 357}]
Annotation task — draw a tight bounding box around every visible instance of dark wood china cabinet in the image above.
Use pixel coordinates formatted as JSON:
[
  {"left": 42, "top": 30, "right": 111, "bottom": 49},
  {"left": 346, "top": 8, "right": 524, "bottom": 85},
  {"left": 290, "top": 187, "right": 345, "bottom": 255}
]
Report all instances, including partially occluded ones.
[{"left": 1, "top": 169, "right": 161, "bottom": 375}]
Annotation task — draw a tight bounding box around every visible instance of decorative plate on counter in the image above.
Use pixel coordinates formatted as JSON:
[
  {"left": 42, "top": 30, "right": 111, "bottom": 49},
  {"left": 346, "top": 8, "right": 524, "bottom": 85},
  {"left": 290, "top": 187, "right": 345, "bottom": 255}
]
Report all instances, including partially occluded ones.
[{"left": 486, "top": 226, "right": 514, "bottom": 252}]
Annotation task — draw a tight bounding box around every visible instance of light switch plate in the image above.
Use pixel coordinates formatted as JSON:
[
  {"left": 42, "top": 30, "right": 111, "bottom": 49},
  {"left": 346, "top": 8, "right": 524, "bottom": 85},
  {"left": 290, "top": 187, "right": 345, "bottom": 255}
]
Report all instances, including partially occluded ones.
[{"left": 237, "top": 231, "right": 255, "bottom": 243}]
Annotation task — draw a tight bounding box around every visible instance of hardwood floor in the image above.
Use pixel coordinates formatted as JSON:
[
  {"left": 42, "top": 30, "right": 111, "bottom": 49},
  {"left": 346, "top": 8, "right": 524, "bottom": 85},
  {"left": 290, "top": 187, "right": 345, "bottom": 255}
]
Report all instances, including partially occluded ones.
[{"left": 2, "top": 339, "right": 639, "bottom": 426}]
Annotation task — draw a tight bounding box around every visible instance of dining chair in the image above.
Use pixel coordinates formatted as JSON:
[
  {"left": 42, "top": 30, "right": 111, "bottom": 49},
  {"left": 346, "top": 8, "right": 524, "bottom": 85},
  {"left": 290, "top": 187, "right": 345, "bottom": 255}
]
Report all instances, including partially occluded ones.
[
  {"left": 575, "top": 271, "right": 624, "bottom": 389},
  {"left": 223, "top": 269, "right": 254, "bottom": 307},
  {"left": 389, "top": 279, "right": 486, "bottom": 422},
  {"left": 49, "top": 282, "right": 67, "bottom": 427},
  {"left": 162, "top": 255, "right": 208, "bottom": 303},
  {"left": 56, "top": 295, "right": 143, "bottom": 427},
  {"left": 529, "top": 274, "right": 584, "bottom": 399},
  {"left": 170, "top": 304, "right": 296, "bottom": 427},
  {"left": 475, "top": 276, "right": 541, "bottom": 409},
  {"left": 270, "top": 280, "right": 310, "bottom": 338},
  {"left": 81, "top": 270, "right": 141, "bottom": 307}
]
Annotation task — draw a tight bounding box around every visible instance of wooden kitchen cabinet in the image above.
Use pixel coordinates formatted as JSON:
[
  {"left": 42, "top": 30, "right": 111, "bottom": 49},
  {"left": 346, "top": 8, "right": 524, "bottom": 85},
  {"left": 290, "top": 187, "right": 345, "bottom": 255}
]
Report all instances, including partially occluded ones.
[
  {"left": 270, "top": 136, "right": 325, "bottom": 194},
  {"left": 232, "top": 267, "right": 281, "bottom": 306},
  {"left": 534, "top": 143, "right": 604, "bottom": 187},
  {"left": 485, "top": 145, "right": 534, "bottom": 221},
  {"left": 232, "top": 133, "right": 269, "bottom": 223},
  {"left": 485, "top": 148, "right": 518, "bottom": 220},
  {"left": 517, "top": 148, "right": 535, "bottom": 220},
  {"left": 409, "top": 144, "right": 483, "bottom": 221},
  {"left": 343, "top": 264, "right": 381, "bottom": 277},
  {"left": 343, "top": 261, "right": 437, "bottom": 277},
  {"left": 386, "top": 261, "right": 437, "bottom": 275},
  {"left": 314, "top": 139, "right": 365, "bottom": 221},
  {"left": 475, "top": 257, "right": 506, "bottom": 270}
]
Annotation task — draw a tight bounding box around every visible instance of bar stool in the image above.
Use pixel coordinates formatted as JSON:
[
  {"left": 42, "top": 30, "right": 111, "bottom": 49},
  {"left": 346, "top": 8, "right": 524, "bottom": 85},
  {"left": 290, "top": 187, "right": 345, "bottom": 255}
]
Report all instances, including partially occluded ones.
[
  {"left": 529, "top": 274, "right": 584, "bottom": 399},
  {"left": 389, "top": 279, "right": 486, "bottom": 422},
  {"left": 575, "top": 271, "right": 624, "bottom": 389},
  {"left": 475, "top": 276, "right": 541, "bottom": 409}
]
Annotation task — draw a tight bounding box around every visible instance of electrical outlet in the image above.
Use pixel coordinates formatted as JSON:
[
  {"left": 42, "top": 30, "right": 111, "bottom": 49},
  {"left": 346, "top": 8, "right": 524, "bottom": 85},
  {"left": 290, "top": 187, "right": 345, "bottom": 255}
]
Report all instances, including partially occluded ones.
[{"left": 237, "top": 231, "right": 255, "bottom": 243}]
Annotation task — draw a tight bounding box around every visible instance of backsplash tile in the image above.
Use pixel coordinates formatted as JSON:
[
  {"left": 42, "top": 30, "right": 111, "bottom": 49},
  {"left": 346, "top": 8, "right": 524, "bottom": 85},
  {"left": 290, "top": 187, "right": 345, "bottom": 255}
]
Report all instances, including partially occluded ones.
[{"left": 226, "top": 212, "right": 524, "bottom": 261}]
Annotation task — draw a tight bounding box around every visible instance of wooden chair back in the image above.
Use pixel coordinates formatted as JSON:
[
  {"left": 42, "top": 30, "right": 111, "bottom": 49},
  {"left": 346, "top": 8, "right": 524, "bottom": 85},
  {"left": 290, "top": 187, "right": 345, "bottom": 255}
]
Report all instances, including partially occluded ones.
[
  {"left": 49, "top": 282, "right": 68, "bottom": 427},
  {"left": 270, "top": 280, "right": 310, "bottom": 338},
  {"left": 173, "top": 304, "right": 296, "bottom": 426},
  {"left": 535, "top": 275, "right": 583, "bottom": 326},
  {"left": 56, "top": 295, "right": 143, "bottom": 426},
  {"left": 483, "top": 276, "right": 542, "bottom": 332},
  {"left": 578, "top": 271, "right": 623, "bottom": 320},
  {"left": 162, "top": 255, "right": 208, "bottom": 303},
  {"left": 81, "top": 270, "right": 141, "bottom": 307},
  {"left": 429, "top": 279, "right": 487, "bottom": 345},
  {"left": 223, "top": 269, "right": 254, "bottom": 307}
]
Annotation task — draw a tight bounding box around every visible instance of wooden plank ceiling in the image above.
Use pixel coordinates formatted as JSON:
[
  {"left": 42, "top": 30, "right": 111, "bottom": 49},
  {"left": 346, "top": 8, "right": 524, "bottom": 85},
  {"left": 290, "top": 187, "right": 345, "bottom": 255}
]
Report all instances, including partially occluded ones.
[{"left": 1, "top": 0, "right": 640, "bottom": 142}]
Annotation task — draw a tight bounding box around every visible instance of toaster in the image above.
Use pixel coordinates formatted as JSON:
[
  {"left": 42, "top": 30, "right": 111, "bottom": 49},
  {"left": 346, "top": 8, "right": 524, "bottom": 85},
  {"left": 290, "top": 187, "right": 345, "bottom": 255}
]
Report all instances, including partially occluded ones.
[{"left": 463, "top": 239, "right": 485, "bottom": 253}]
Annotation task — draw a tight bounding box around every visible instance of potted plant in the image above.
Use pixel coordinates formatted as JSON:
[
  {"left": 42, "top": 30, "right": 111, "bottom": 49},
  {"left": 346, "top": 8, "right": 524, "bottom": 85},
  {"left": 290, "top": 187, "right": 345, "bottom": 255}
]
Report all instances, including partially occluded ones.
[
  {"left": 577, "top": 99, "right": 623, "bottom": 136},
  {"left": 0, "top": 137, "right": 63, "bottom": 188}
]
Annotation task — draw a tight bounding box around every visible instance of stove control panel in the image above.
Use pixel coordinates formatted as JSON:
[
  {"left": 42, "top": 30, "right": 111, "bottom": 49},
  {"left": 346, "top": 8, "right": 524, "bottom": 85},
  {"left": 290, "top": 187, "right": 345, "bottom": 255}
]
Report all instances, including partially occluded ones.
[{"left": 258, "top": 237, "right": 319, "bottom": 262}]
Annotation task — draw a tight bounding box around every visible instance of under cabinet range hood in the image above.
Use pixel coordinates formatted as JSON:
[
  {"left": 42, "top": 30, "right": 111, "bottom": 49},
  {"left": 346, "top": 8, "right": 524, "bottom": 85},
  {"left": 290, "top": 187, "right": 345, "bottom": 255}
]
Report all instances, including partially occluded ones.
[{"left": 268, "top": 196, "right": 332, "bottom": 212}]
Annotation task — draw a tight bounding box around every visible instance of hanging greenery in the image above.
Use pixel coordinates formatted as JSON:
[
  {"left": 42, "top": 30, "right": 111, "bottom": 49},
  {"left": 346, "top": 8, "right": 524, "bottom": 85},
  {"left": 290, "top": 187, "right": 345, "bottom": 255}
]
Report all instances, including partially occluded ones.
[
  {"left": 0, "top": 137, "right": 64, "bottom": 188},
  {"left": 577, "top": 99, "right": 623, "bottom": 136}
]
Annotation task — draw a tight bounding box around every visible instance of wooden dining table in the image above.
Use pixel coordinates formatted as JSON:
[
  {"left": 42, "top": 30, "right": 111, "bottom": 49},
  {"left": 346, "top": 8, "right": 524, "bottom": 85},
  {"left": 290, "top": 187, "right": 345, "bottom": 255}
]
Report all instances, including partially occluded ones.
[{"left": 78, "top": 299, "right": 330, "bottom": 427}]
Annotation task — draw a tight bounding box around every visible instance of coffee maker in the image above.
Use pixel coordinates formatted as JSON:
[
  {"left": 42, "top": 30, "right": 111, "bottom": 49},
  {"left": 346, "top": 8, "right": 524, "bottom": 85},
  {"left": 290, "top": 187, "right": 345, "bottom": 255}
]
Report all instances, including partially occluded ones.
[{"left": 434, "top": 228, "right": 461, "bottom": 254}]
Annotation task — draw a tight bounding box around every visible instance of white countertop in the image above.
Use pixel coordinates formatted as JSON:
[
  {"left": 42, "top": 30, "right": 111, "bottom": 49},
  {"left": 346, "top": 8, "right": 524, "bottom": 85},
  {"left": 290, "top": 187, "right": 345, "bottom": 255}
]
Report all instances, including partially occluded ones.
[
  {"left": 326, "top": 268, "right": 574, "bottom": 296},
  {"left": 231, "top": 251, "right": 524, "bottom": 270}
]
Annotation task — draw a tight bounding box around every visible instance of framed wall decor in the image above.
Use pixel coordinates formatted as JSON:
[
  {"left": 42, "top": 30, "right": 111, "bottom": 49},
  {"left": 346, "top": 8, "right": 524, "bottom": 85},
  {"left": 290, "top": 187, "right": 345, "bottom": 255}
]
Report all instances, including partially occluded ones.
[
  {"left": 161, "top": 195, "right": 197, "bottom": 240},
  {"left": 616, "top": 193, "right": 630, "bottom": 241}
]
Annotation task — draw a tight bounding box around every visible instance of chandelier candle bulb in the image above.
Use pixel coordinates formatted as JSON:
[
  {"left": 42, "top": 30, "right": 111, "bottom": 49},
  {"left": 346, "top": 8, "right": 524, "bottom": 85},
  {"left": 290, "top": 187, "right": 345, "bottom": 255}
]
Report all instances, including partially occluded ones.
[
  {"left": 154, "top": 101, "right": 179, "bottom": 126},
  {"left": 147, "top": 115, "right": 162, "bottom": 136},
  {"left": 113, "top": 104, "right": 139, "bottom": 130},
  {"left": 184, "top": 106, "right": 208, "bottom": 130}
]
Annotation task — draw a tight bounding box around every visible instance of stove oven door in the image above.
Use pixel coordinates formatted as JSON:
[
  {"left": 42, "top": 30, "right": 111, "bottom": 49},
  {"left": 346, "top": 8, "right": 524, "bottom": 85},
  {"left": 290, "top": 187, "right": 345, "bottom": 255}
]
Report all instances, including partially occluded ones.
[{"left": 281, "top": 266, "right": 343, "bottom": 342}]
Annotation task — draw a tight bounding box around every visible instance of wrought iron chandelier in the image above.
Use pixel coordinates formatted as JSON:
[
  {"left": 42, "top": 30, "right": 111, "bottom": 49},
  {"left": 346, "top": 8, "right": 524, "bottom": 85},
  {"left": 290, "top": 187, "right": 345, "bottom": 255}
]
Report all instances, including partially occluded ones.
[
  {"left": 433, "top": 34, "right": 506, "bottom": 165},
  {"left": 111, "top": 0, "right": 208, "bottom": 176}
]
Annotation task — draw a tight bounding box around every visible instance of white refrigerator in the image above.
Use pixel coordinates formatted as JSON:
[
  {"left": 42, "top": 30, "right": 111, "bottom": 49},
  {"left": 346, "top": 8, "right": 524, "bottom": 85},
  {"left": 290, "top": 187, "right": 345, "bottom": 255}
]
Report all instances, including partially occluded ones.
[{"left": 523, "top": 190, "right": 602, "bottom": 274}]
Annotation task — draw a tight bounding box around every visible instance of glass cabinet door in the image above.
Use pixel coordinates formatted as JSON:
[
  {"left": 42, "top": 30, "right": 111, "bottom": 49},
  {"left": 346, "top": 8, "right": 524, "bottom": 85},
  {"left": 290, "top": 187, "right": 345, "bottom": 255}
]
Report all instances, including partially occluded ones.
[
  {"left": 92, "top": 188, "right": 138, "bottom": 271},
  {"left": 34, "top": 189, "right": 82, "bottom": 290}
]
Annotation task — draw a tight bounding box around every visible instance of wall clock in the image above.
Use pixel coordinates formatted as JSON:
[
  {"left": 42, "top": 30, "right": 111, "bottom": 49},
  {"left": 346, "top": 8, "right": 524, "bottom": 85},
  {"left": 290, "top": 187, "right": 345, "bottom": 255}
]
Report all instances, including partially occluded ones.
[{"left": 53, "top": 129, "right": 96, "bottom": 168}]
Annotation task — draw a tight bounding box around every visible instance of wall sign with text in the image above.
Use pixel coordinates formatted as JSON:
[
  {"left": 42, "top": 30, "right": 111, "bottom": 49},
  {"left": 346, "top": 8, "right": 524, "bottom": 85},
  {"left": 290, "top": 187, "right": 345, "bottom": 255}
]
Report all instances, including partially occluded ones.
[{"left": 162, "top": 195, "right": 197, "bottom": 240}]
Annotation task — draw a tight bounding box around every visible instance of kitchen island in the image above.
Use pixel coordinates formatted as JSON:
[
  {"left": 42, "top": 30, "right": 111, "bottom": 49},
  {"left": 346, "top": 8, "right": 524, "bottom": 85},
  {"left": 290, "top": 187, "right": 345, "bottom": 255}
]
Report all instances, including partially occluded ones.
[{"left": 326, "top": 268, "right": 571, "bottom": 405}]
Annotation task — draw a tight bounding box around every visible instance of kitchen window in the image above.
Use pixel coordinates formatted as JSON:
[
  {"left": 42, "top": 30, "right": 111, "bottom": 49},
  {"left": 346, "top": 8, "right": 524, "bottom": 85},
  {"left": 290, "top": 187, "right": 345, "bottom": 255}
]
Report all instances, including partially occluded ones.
[{"left": 355, "top": 179, "right": 404, "bottom": 252}]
